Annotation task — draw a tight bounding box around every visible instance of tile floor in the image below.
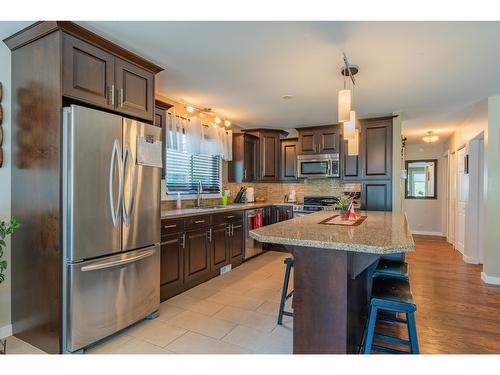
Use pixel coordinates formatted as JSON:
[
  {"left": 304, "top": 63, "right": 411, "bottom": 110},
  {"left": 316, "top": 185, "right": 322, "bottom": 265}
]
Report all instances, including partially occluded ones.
[{"left": 4, "top": 251, "right": 293, "bottom": 354}]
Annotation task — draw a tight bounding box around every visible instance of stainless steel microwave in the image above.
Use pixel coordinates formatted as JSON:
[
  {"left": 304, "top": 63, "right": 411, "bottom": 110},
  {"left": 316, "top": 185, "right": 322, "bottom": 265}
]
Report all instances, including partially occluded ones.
[{"left": 297, "top": 153, "right": 340, "bottom": 178}]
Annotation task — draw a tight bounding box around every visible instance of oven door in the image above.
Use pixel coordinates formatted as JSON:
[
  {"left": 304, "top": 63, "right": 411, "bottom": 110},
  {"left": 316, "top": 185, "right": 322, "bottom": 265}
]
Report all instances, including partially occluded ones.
[{"left": 297, "top": 159, "right": 331, "bottom": 178}]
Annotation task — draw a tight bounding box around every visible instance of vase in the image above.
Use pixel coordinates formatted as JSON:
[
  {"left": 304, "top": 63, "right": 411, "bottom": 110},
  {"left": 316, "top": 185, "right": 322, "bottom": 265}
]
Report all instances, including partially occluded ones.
[{"left": 339, "top": 211, "right": 349, "bottom": 220}]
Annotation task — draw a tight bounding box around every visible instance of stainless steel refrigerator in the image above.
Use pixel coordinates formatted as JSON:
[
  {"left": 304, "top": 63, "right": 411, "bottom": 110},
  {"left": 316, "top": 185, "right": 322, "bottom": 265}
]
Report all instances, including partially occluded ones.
[{"left": 62, "top": 105, "right": 161, "bottom": 353}]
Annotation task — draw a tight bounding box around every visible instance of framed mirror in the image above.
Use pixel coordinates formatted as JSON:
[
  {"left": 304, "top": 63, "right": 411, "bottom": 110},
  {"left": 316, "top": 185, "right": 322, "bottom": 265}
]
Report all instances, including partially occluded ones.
[{"left": 405, "top": 159, "right": 437, "bottom": 199}]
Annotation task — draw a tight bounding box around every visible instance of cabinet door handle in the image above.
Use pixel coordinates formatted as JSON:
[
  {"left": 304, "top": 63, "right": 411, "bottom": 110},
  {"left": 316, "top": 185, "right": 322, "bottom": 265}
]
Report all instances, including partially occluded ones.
[
  {"left": 181, "top": 233, "right": 185, "bottom": 248},
  {"left": 119, "top": 88, "right": 124, "bottom": 107},
  {"left": 110, "top": 84, "right": 115, "bottom": 106},
  {"left": 164, "top": 224, "right": 177, "bottom": 229},
  {"left": 244, "top": 169, "right": 247, "bottom": 180},
  {"left": 230, "top": 224, "right": 234, "bottom": 236},
  {"left": 207, "top": 228, "right": 212, "bottom": 242},
  {"left": 194, "top": 220, "right": 205, "bottom": 224}
]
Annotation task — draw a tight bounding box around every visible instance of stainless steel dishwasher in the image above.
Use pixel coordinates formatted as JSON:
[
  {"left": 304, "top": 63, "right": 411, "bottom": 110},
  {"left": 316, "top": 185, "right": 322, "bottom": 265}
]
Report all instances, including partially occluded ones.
[{"left": 244, "top": 208, "right": 265, "bottom": 259}]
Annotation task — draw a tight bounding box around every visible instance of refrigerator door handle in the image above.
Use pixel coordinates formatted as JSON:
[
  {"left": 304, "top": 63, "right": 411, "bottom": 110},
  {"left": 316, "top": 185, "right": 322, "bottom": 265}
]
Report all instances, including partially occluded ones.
[
  {"left": 81, "top": 248, "right": 156, "bottom": 272},
  {"left": 109, "top": 139, "right": 123, "bottom": 227},
  {"left": 122, "top": 143, "right": 135, "bottom": 226}
]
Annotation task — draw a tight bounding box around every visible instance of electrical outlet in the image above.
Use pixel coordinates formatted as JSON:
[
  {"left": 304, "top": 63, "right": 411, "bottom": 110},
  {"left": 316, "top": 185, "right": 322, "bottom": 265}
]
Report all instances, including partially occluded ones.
[{"left": 220, "top": 264, "right": 232, "bottom": 275}]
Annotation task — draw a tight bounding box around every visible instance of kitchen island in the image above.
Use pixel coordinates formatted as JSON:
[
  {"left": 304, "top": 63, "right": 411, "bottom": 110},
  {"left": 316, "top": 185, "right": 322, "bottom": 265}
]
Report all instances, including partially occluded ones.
[{"left": 249, "top": 210, "right": 415, "bottom": 354}]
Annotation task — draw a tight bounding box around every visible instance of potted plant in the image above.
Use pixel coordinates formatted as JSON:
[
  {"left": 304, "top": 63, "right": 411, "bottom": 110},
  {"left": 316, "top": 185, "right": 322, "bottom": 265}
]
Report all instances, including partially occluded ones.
[
  {"left": 335, "top": 196, "right": 352, "bottom": 220},
  {"left": 0, "top": 217, "right": 20, "bottom": 354}
]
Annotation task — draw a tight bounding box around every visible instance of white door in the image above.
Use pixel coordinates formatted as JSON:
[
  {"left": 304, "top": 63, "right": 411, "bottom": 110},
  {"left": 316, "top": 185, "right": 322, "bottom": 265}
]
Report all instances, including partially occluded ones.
[
  {"left": 455, "top": 147, "right": 469, "bottom": 254},
  {"left": 448, "top": 152, "right": 456, "bottom": 245}
]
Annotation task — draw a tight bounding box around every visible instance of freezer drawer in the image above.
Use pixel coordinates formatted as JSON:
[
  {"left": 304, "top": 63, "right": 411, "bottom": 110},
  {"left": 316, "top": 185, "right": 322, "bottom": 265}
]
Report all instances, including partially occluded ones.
[{"left": 65, "top": 246, "right": 160, "bottom": 352}]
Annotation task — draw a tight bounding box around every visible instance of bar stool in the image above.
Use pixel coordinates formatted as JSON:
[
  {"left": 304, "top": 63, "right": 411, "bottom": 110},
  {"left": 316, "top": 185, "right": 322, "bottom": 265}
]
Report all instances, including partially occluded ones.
[
  {"left": 363, "top": 276, "right": 419, "bottom": 354},
  {"left": 373, "top": 258, "right": 409, "bottom": 280},
  {"left": 277, "top": 257, "right": 294, "bottom": 325}
]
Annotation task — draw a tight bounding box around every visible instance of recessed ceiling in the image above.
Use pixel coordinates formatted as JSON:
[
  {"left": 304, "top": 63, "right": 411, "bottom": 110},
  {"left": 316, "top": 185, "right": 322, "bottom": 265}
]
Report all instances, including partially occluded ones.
[{"left": 2, "top": 21, "right": 500, "bottom": 139}]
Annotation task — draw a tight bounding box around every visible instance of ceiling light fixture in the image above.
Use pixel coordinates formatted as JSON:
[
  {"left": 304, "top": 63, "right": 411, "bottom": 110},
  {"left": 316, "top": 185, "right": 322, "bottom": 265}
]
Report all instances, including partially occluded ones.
[
  {"left": 224, "top": 120, "right": 231, "bottom": 127},
  {"left": 186, "top": 105, "right": 194, "bottom": 113},
  {"left": 282, "top": 94, "right": 294, "bottom": 100},
  {"left": 344, "top": 110, "right": 356, "bottom": 140},
  {"left": 214, "top": 116, "right": 221, "bottom": 125},
  {"left": 338, "top": 53, "right": 358, "bottom": 123},
  {"left": 422, "top": 131, "right": 439, "bottom": 143}
]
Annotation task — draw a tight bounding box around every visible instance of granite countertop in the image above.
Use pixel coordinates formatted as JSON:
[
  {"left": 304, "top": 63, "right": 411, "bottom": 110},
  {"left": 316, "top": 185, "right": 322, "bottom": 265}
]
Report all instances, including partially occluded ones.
[
  {"left": 249, "top": 210, "right": 415, "bottom": 254},
  {"left": 161, "top": 202, "right": 295, "bottom": 219}
]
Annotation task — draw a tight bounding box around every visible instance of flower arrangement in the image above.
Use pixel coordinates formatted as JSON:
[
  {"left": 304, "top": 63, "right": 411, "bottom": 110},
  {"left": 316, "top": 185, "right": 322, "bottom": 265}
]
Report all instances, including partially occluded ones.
[{"left": 335, "top": 196, "right": 352, "bottom": 220}]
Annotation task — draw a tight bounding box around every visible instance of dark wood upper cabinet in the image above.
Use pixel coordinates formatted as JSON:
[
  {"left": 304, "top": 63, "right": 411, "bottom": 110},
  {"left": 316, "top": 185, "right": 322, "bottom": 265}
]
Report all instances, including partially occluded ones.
[
  {"left": 297, "top": 125, "right": 340, "bottom": 155},
  {"left": 243, "top": 129, "right": 288, "bottom": 182},
  {"left": 115, "top": 58, "right": 154, "bottom": 121},
  {"left": 361, "top": 119, "right": 393, "bottom": 180},
  {"left": 280, "top": 138, "right": 298, "bottom": 181},
  {"left": 341, "top": 139, "right": 361, "bottom": 180},
  {"left": 154, "top": 100, "right": 173, "bottom": 180},
  {"left": 229, "top": 133, "right": 259, "bottom": 182},
  {"left": 63, "top": 33, "right": 115, "bottom": 110}
]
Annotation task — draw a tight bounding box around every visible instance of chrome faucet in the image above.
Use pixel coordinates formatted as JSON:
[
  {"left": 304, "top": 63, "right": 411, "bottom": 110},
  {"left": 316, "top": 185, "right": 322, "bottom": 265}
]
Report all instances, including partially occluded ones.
[{"left": 196, "top": 180, "right": 203, "bottom": 207}]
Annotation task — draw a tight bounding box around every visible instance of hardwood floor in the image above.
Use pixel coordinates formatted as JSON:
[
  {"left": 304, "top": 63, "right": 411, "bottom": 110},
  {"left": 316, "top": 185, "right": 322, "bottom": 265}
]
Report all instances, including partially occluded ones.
[{"left": 377, "top": 235, "right": 500, "bottom": 354}]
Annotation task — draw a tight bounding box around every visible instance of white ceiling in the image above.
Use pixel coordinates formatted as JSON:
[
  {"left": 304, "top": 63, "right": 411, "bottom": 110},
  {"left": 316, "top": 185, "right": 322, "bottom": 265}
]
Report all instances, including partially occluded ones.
[{"left": 2, "top": 21, "right": 500, "bottom": 140}]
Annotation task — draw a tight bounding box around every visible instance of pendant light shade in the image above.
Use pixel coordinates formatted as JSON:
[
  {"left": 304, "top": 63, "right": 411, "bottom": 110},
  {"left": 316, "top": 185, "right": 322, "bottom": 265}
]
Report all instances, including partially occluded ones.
[
  {"left": 343, "top": 110, "right": 356, "bottom": 140},
  {"left": 347, "top": 128, "right": 360, "bottom": 156},
  {"left": 338, "top": 89, "right": 351, "bottom": 123}
]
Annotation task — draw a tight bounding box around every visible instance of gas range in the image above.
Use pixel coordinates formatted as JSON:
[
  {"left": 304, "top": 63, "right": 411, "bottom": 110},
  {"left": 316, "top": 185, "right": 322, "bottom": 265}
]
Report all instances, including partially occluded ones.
[{"left": 292, "top": 196, "right": 339, "bottom": 217}]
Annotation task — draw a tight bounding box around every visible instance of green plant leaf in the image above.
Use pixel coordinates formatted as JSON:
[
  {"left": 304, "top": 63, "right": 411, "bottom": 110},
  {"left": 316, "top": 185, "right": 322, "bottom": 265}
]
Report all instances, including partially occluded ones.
[{"left": 0, "top": 273, "right": 4, "bottom": 284}]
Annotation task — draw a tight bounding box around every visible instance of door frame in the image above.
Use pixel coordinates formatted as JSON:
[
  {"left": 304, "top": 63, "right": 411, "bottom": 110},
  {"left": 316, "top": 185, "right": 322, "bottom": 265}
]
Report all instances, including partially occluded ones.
[{"left": 447, "top": 150, "right": 456, "bottom": 246}]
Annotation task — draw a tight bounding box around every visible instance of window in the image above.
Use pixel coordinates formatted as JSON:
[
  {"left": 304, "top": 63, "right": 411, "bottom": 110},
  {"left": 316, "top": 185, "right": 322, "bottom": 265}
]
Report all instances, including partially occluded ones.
[{"left": 166, "top": 149, "right": 221, "bottom": 195}]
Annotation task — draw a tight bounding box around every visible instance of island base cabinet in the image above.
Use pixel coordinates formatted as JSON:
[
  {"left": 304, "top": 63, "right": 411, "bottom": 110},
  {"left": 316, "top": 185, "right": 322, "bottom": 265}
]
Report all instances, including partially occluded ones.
[{"left": 290, "top": 245, "right": 371, "bottom": 354}]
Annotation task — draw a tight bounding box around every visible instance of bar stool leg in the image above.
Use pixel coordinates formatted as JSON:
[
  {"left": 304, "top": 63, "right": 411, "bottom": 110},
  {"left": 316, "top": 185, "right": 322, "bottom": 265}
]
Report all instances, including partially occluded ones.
[
  {"left": 406, "top": 312, "right": 419, "bottom": 354},
  {"left": 363, "top": 306, "right": 378, "bottom": 354},
  {"left": 277, "top": 261, "right": 292, "bottom": 325}
]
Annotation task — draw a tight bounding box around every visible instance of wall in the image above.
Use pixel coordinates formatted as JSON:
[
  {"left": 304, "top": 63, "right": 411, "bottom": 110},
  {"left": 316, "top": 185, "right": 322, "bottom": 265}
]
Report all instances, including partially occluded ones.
[
  {"left": 392, "top": 113, "right": 403, "bottom": 212},
  {"left": 483, "top": 96, "right": 500, "bottom": 282},
  {"left": 404, "top": 141, "right": 447, "bottom": 235},
  {"left": 0, "top": 42, "right": 11, "bottom": 336}
]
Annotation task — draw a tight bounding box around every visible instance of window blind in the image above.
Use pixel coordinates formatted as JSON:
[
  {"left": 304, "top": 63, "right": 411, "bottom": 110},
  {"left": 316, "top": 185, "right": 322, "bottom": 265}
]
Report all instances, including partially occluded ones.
[{"left": 166, "top": 149, "right": 221, "bottom": 195}]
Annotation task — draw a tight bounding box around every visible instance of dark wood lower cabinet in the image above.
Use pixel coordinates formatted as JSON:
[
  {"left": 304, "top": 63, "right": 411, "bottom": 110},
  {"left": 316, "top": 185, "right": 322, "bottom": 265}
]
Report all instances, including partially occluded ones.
[
  {"left": 229, "top": 221, "right": 244, "bottom": 267},
  {"left": 160, "top": 232, "right": 185, "bottom": 301},
  {"left": 212, "top": 224, "right": 230, "bottom": 270},
  {"left": 184, "top": 228, "right": 212, "bottom": 288},
  {"left": 361, "top": 180, "right": 392, "bottom": 211},
  {"left": 160, "top": 214, "right": 246, "bottom": 302}
]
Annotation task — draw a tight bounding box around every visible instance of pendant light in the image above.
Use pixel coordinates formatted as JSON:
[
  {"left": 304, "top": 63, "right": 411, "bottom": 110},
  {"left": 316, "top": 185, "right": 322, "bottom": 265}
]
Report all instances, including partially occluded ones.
[
  {"left": 344, "top": 110, "right": 356, "bottom": 140},
  {"left": 347, "top": 129, "right": 360, "bottom": 156},
  {"left": 338, "top": 89, "right": 351, "bottom": 123},
  {"left": 422, "top": 131, "right": 439, "bottom": 143}
]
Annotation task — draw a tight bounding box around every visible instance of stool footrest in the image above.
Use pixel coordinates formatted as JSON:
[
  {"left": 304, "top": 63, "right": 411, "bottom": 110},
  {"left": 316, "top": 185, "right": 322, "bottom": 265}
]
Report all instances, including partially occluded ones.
[
  {"left": 374, "top": 333, "right": 411, "bottom": 346},
  {"left": 378, "top": 315, "right": 408, "bottom": 324},
  {"left": 371, "top": 345, "right": 410, "bottom": 354}
]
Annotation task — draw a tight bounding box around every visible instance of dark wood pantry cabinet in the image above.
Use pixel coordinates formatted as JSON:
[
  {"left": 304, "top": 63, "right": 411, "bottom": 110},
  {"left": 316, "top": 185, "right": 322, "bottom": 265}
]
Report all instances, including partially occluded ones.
[
  {"left": 154, "top": 99, "right": 173, "bottom": 179},
  {"left": 229, "top": 133, "right": 259, "bottom": 182}
]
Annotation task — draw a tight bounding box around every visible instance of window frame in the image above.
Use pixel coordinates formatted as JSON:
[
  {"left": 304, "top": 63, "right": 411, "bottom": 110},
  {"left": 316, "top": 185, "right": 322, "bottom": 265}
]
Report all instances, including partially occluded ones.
[{"left": 404, "top": 159, "right": 438, "bottom": 199}]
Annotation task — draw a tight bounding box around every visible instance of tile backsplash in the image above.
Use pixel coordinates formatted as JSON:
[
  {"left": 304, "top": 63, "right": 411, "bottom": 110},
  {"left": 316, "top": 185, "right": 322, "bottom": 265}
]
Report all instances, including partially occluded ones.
[{"left": 161, "top": 179, "right": 360, "bottom": 210}]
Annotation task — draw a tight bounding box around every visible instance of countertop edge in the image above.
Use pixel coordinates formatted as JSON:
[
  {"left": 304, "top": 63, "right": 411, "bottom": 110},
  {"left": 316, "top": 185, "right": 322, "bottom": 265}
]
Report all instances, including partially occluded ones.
[
  {"left": 161, "top": 202, "right": 292, "bottom": 219},
  {"left": 249, "top": 231, "right": 416, "bottom": 254}
]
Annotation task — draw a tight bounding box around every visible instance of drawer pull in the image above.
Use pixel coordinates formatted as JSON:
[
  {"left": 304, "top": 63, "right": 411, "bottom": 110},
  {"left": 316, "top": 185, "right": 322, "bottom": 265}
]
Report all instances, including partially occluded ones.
[
  {"left": 194, "top": 220, "right": 205, "bottom": 224},
  {"left": 225, "top": 215, "right": 235, "bottom": 219},
  {"left": 164, "top": 224, "right": 177, "bottom": 229}
]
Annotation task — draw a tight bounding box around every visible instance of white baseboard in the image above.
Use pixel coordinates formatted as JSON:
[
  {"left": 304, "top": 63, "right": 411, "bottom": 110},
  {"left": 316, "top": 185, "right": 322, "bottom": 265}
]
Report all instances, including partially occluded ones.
[
  {"left": 481, "top": 272, "right": 500, "bottom": 285},
  {"left": 0, "top": 324, "right": 12, "bottom": 339},
  {"left": 411, "top": 230, "right": 443, "bottom": 236},
  {"left": 462, "top": 254, "right": 480, "bottom": 264}
]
